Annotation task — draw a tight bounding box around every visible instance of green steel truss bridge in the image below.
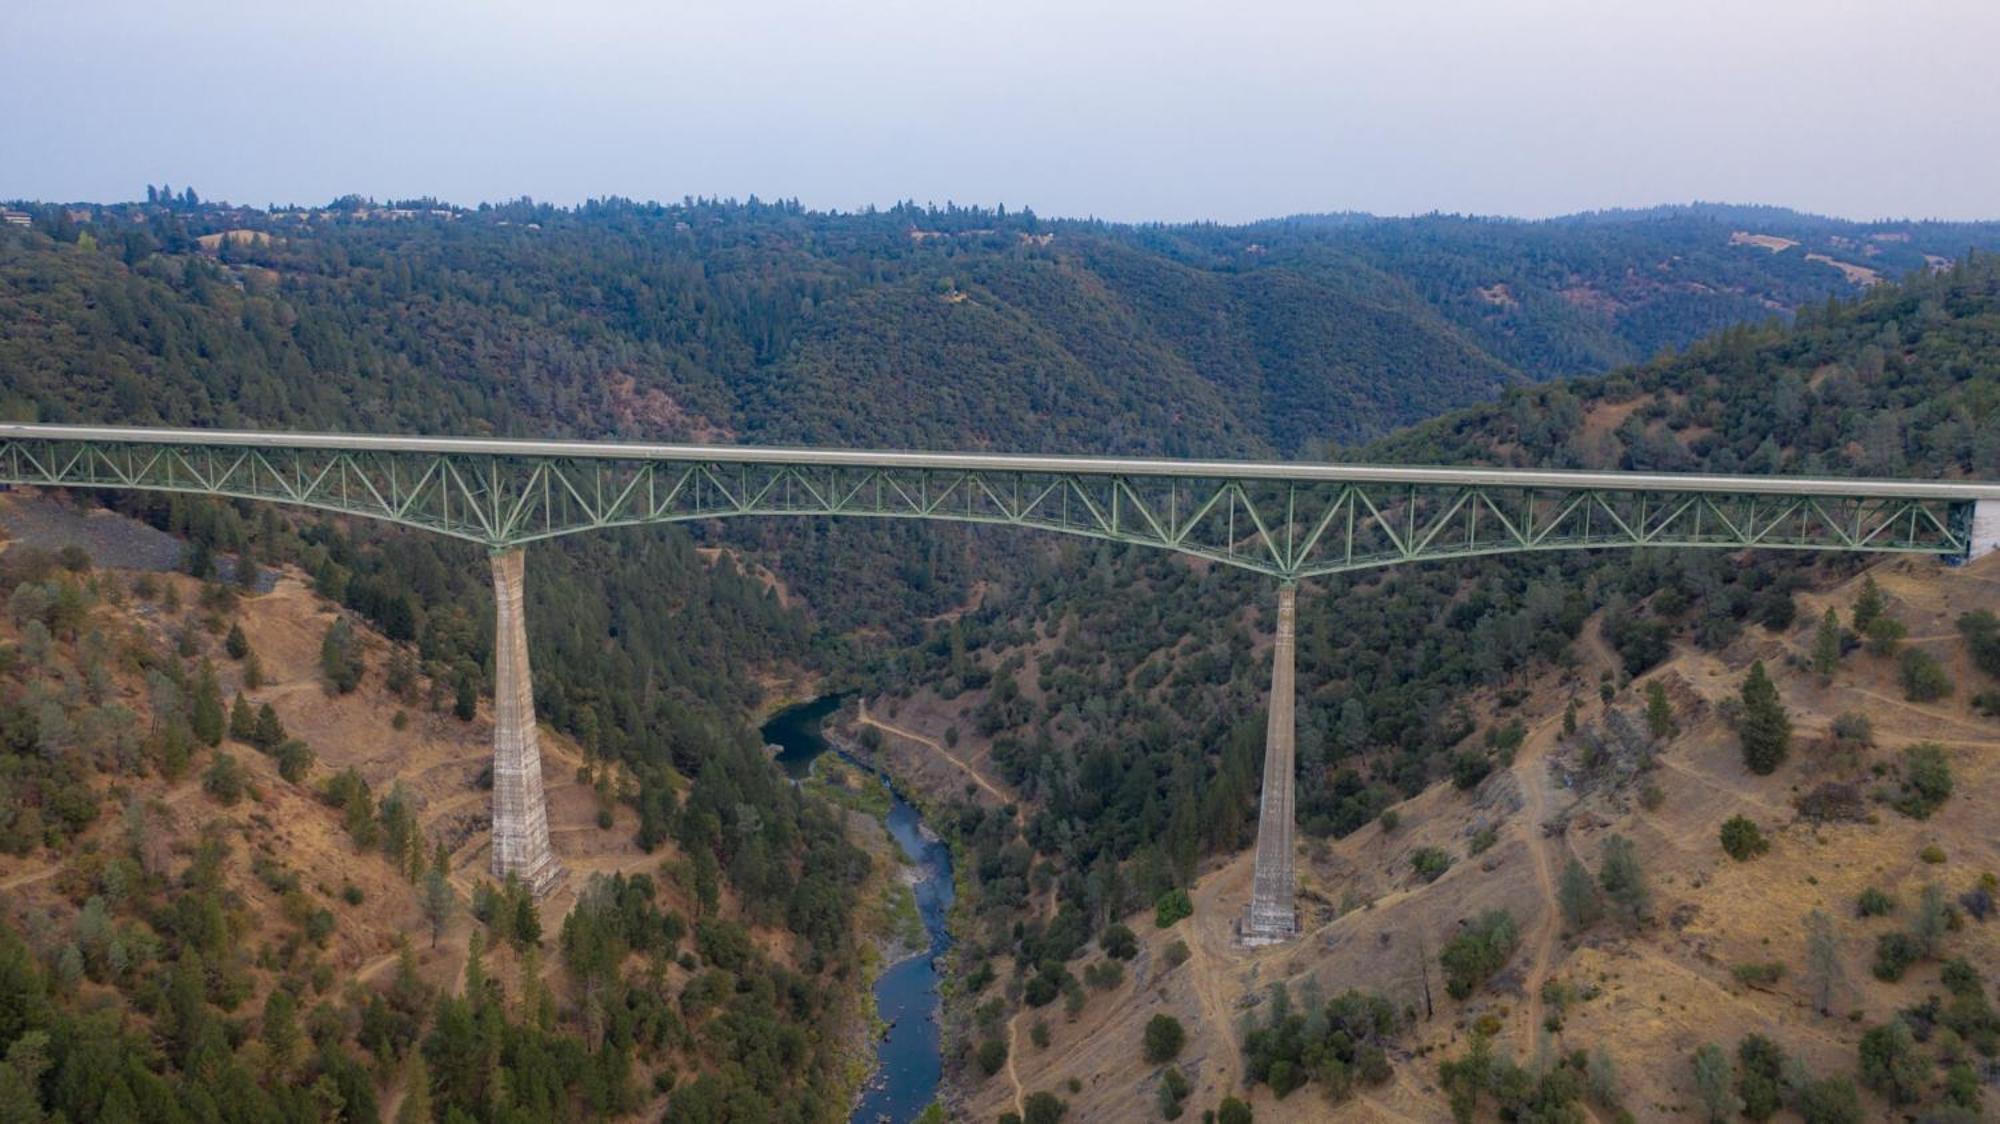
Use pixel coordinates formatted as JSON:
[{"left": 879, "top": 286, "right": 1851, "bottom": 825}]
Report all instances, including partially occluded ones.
[
  {"left": 3, "top": 425, "right": 1997, "bottom": 580},
  {"left": 6, "top": 423, "right": 1999, "bottom": 931}
]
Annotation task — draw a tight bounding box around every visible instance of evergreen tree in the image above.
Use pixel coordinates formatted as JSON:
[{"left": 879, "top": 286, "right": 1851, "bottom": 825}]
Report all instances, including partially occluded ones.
[
  {"left": 1851, "top": 576, "right": 1886, "bottom": 634},
  {"left": 1643, "top": 681, "right": 1676, "bottom": 740},
  {"left": 190, "top": 660, "right": 224, "bottom": 746},
  {"left": 1558, "top": 856, "right": 1602, "bottom": 930},
  {"left": 320, "top": 619, "right": 363, "bottom": 694},
  {"left": 1811, "top": 607, "right": 1841, "bottom": 682},
  {"left": 422, "top": 866, "right": 455, "bottom": 950},
  {"left": 261, "top": 988, "right": 300, "bottom": 1072},
  {"left": 228, "top": 693, "right": 256, "bottom": 743},
  {"left": 225, "top": 622, "right": 250, "bottom": 660},
  {"left": 1737, "top": 661, "right": 1790, "bottom": 774},
  {"left": 252, "top": 703, "right": 286, "bottom": 751},
  {"left": 1599, "top": 835, "right": 1650, "bottom": 925}
]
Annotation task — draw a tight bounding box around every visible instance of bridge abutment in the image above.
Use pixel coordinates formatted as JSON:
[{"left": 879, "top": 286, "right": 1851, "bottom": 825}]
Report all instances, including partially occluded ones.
[
  {"left": 489, "top": 547, "right": 564, "bottom": 897},
  {"left": 1241, "top": 582, "right": 1300, "bottom": 945}
]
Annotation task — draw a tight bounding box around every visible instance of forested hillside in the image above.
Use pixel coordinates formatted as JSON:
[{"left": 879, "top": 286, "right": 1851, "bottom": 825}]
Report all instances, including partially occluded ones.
[
  {"left": 3, "top": 196, "right": 2000, "bottom": 1121},
  {"left": 860, "top": 257, "right": 2000, "bottom": 1107}
]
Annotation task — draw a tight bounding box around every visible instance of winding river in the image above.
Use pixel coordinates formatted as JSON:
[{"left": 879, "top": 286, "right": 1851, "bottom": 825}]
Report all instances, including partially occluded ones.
[{"left": 763, "top": 697, "right": 956, "bottom": 1124}]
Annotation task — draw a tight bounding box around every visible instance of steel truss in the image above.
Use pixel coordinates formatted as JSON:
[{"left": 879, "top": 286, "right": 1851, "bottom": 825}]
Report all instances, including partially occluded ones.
[{"left": 0, "top": 428, "right": 1986, "bottom": 579}]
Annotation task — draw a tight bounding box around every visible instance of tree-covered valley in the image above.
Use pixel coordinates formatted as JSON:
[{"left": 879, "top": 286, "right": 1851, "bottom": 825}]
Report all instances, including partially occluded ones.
[{"left": 2, "top": 196, "right": 1999, "bottom": 1122}]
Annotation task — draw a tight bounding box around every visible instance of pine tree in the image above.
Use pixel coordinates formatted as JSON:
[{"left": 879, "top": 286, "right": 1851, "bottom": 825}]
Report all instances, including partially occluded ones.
[
  {"left": 320, "top": 619, "right": 363, "bottom": 694},
  {"left": 1599, "top": 834, "right": 1650, "bottom": 925},
  {"left": 1811, "top": 607, "right": 1842, "bottom": 682},
  {"left": 228, "top": 694, "right": 257, "bottom": 743},
  {"left": 421, "top": 866, "right": 455, "bottom": 949},
  {"left": 1737, "top": 661, "right": 1791, "bottom": 775},
  {"left": 1852, "top": 576, "right": 1886, "bottom": 635},
  {"left": 225, "top": 622, "right": 250, "bottom": 660},
  {"left": 261, "top": 988, "right": 300, "bottom": 1071},
  {"left": 190, "top": 661, "right": 225, "bottom": 747},
  {"left": 394, "top": 1055, "right": 432, "bottom": 1124},
  {"left": 252, "top": 703, "right": 286, "bottom": 751},
  {"left": 1643, "top": 681, "right": 1676, "bottom": 740},
  {"left": 1558, "top": 856, "right": 1602, "bottom": 930}
]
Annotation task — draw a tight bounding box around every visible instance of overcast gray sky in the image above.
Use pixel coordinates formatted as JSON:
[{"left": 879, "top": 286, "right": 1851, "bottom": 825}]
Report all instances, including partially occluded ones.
[{"left": 6, "top": 0, "right": 1996, "bottom": 222}]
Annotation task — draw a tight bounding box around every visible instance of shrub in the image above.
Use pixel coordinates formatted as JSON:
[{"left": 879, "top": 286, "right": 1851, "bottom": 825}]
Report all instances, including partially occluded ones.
[
  {"left": 1898, "top": 648, "right": 1951, "bottom": 702},
  {"left": 1022, "top": 1091, "right": 1066, "bottom": 1124},
  {"left": 1921, "top": 845, "right": 1947, "bottom": 864},
  {"left": 1958, "top": 609, "right": 2000, "bottom": 679},
  {"left": 1871, "top": 932, "right": 1920, "bottom": 981},
  {"left": 1830, "top": 711, "right": 1874, "bottom": 747},
  {"left": 1217, "top": 1096, "right": 1252, "bottom": 1124},
  {"left": 976, "top": 1037, "right": 1008, "bottom": 1076},
  {"left": 1719, "top": 816, "right": 1769, "bottom": 861},
  {"left": 1441, "top": 910, "right": 1519, "bottom": 999},
  {"left": 274, "top": 739, "right": 315, "bottom": 784},
  {"left": 1082, "top": 960, "right": 1123, "bottom": 990},
  {"left": 1691, "top": 1043, "right": 1739, "bottom": 1121},
  {"left": 1857, "top": 1020, "right": 1928, "bottom": 1104},
  {"left": 1735, "top": 1034, "right": 1786, "bottom": 1121},
  {"left": 1144, "top": 1014, "right": 1186, "bottom": 1063},
  {"left": 1857, "top": 888, "right": 1896, "bottom": 918},
  {"left": 1793, "top": 1076, "right": 1861, "bottom": 1124},
  {"left": 1157, "top": 1067, "right": 1189, "bottom": 1118},
  {"left": 1411, "top": 847, "right": 1452, "bottom": 883},
  {"left": 1892, "top": 743, "right": 1953, "bottom": 819},
  {"left": 1163, "top": 940, "right": 1191, "bottom": 968},
  {"left": 1865, "top": 615, "right": 1907, "bottom": 656},
  {"left": 203, "top": 752, "right": 245, "bottom": 805},
  {"left": 1154, "top": 889, "right": 1192, "bottom": 929},
  {"left": 1100, "top": 923, "right": 1137, "bottom": 960},
  {"left": 1731, "top": 962, "right": 1784, "bottom": 986}
]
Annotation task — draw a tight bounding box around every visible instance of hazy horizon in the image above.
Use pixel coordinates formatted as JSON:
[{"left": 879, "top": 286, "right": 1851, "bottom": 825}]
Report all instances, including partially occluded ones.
[{"left": 6, "top": 0, "right": 1998, "bottom": 224}]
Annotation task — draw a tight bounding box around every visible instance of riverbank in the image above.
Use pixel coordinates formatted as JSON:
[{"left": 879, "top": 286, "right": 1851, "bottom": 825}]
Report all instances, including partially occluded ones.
[{"left": 761, "top": 697, "right": 957, "bottom": 1124}]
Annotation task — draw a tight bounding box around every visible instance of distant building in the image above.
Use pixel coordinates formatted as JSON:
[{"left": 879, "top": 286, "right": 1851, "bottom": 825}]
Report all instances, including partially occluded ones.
[{"left": 1, "top": 210, "right": 29, "bottom": 227}]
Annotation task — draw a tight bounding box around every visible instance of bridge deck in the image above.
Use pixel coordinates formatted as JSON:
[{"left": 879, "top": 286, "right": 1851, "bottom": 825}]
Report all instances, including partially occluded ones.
[{"left": 5, "top": 423, "right": 1997, "bottom": 500}]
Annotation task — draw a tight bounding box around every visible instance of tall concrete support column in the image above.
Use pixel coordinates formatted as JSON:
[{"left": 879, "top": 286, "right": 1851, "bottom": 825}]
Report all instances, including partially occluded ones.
[
  {"left": 489, "top": 547, "right": 564, "bottom": 896},
  {"left": 1971, "top": 499, "right": 2000, "bottom": 561},
  {"left": 1241, "top": 581, "right": 1300, "bottom": 945}
]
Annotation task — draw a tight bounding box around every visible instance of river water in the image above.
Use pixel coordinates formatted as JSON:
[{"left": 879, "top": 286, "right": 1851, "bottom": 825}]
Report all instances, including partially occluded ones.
[{"left": 762, "top": 697, "right": 956, "bottom": 1124}]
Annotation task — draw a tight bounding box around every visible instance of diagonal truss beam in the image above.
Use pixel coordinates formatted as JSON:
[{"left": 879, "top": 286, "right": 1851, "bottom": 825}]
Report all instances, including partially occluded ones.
[{"left": 0, "top": 430, "right": 1987, "bottom": 580}]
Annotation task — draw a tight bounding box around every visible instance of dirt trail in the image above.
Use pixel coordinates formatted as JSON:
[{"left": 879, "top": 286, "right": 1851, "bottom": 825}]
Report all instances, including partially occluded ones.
[
  {"left": 1513, "top": 702, "right": 1567, "bottom": 1052},
  {"left": 1513, "top": 621, "right": 1621, "bottom": 1052},
  {"left": 1845, "top": 687, "right": 1991, "bottom": 735},
  {"left": 856, "top": 698, "right": 1018, "bottom": 816},
  {"left": 1001, "top": 886, "right": 1060, "bottom": 1117}
]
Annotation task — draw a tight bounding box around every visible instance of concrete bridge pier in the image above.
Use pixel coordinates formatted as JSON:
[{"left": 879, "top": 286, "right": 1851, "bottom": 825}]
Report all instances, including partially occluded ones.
[
  {"left": 489, "top": 547, "right": 565, "bottom": 896},
  {"left": 1241, "top": 581, "right": 1300, "bottom": 945},
  {"left": 1972, "top": 498, "right": 2000, "bottom": 560}
]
